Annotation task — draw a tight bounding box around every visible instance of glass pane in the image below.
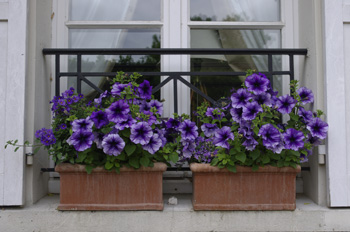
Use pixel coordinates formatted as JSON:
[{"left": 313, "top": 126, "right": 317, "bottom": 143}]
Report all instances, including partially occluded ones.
[
  {"left": 190, "top": 29, "right": 281, "bottom": 118},
  {"left": 70, "top": 0, "right": 161, "bottom": 21},
  {"left": 68, "top": 29, "right": 161, "bottom": 100},
  {"left": 190, "top": 0, "right": 280, "bottom": 22}
]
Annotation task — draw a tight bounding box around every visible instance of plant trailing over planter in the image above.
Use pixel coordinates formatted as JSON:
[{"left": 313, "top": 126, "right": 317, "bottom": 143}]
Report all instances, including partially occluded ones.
[
  {"left": 168, "top": 71, "right": 328, "bottom": 171},
  {"left": 6, "top": 72, "right": 174, "bottom": 173}
]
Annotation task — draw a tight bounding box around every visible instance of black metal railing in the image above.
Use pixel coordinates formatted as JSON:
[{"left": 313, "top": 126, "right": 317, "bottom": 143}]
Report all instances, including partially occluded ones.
[
  {"left": 41, "top": 48, "right": 308, "bottom": 172},
  {"left": 42, "top": 48, "right": 308, "bottom": 114}
]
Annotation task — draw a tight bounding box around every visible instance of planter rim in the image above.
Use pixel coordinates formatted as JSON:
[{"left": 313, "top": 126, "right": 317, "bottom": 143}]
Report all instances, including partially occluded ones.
[
  {"left": 55, "top": 162, "right": 167, "bottom": 173},
  {"left": 190, "top": 163, "right": 301, "bottom": 173}
]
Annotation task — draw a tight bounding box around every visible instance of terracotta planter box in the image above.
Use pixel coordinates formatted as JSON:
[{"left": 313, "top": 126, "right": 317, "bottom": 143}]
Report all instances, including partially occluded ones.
[
  {"left": 55, "top": 162, "right": 167, "bottom": 211},
  {"left": 190, "top": 163, "right": 301, "bottom": 211}
]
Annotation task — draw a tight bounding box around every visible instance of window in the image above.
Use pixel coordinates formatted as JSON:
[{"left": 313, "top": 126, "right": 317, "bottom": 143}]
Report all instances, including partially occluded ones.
[{"left": 53, "top": 0, "right": 296, "bottom": 117}]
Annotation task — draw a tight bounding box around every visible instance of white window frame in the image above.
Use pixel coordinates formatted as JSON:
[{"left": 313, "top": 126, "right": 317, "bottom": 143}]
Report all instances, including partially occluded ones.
[{"left": 52, "top": 0, "right": 298, "bottom": 116}]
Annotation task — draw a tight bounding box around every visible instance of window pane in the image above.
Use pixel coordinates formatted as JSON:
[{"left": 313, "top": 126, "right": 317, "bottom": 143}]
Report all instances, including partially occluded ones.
[
  {"left": 70, "top": 0, "right": 161, "bottom": 21},
  {"left": 190, "top": 0, "right": 280, "bottom": 22},
  {"left": 68, "top": 29, "right": 161, "bottom": 100},
  {"left": 190, "top": 29, "right": 281, "bottom": 118}
]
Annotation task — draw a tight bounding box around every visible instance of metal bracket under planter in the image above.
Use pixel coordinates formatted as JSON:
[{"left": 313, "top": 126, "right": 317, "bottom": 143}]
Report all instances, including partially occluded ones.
[
  {"left": 190, "top": 163, "right": 301, "bottom": 211},
  {"left": 55, "top": 163, "right": 167, "bottom": 211}
]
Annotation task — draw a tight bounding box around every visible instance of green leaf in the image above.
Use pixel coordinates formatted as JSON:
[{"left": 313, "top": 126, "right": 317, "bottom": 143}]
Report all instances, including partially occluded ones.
[
  {"left": 116, "top": 152, "right": 126, "bottom": 161},
  {"left": 288, "top": 150, "right": 300, "bottom": 157},
  {"left": 251, "top": 150, "right": 260, "bottom": 161},
  {"left": 85, "top": 165, "right": 93, "bottom": 174},
  {"left": 236, "top": 152, "right": 246, "bottom": 163},
  {"left": 125, "top": 144, "right": 136, "bottom": 156},
  {"left": 129, "top": 157, "right": 140, "bottom": 169},
  {"left": 252, "top": 164, "right": 259, "bottom": 171},
  {"left": 226, "top": 165, "right": 237, "bottom": 173},
  {"left": 211, "top": 158, "right": 219, "bottom": 166},
  {"left": 261, "top": 155, "right": 270, "bottom": 164},
  {"left": 140, "top": 156, "right": 150, "bottom": 167},
  {"left": 105, "top": 161, "right": 114, "bottom": 170},
  {"left": 14, "top": 147, "right": 19, "bottom": 152},
  {"left": 122, "top": 129, "right": 131, "bottom": 138},
  {"left": 169, "top": 152, "right": 179, "bottom": 163},
  {"left": 76, "top": 152, "right": 87, "bottom": 163},
  {"left": 253, "top": 127, "right": 259, "bottom": 136}
]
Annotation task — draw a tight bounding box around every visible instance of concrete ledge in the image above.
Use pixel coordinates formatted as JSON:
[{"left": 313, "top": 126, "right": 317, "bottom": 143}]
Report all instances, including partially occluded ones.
[{"left": 1, "top": 194, "right": 350, "bottom": 231}]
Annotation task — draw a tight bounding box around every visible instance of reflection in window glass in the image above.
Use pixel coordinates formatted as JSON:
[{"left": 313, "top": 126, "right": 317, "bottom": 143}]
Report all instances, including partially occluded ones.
[
  {"left": 68, "top": 29, "right": 161, "bottom": 100},
  {"left": 70, "top": 0, "right": 161, "bottom": 21},
  {"left": 190, "top": 0, "right": 280, "bottom": 22},
  {"left": 190, "top": 29, "right": 281, "bottom": 118}
]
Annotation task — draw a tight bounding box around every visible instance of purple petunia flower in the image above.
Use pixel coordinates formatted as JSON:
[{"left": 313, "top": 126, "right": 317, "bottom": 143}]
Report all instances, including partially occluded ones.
[
  {"left": 242, "top": 102, "right": 263, "bottom": 121},
  {"left": 275, "top": 95, "right": 297, "bottom": 114},
  {"left": 179, "top": 120, "right": 198, "bottom": 141},
  {"left": 166, "top": 118, "right": 180, "bottom": 129},
  {"left": 254, "top": 93, "right": 272, "bottom": 106},
  {"left": 111, "top": 83, "right": 131, "bottom": 97},
  {"left": 270, "top": 137, "right": 284, "bottom": 154},
  {"left": 102, "top": 133, "right": 125, "bottom": 156},
  {"left": 213, "top": 126, "right": 234, "bottom": 149},
  {"left": 283, "top": 128, "right": 305, "bottom": 151},
  {"left": 72, "top": 95, "right": 80, "bottom": 103},
  {"left": 231, "top": 89, "right": 252, "bottom": 109},
  {"left": 94, "top": 90, "right": 109, "bottom": 106},
  {"left": 201, "top": 123, "right": 218, "bottom": 137},
  {"left": 130, "top": 122, "right": 153, "bottom": 145},
  {"left": 138, "top": 80, "right": 152, "bottom": 100},
  {"left": 230, "top": 107, "right": 243, "bottom": 123},
  {"left": 298, "top": 107, "right": 313, "bottom": 122},
  {"left": 149, "top": 100, "right": 163, "bottom": 115},
  {"left": 258, "top": 124, "right": 281, "bottom": 149},
  {"left": 307, "top": 118, "right": 328, "bottom": 139},
  {"left": 93, "top": 132, "right": 105, "bottom": 149},
  {"left": 142, "top": 134, "right": 163, "bottom": 154},
  {"left": 182, "top": 140, "right": 196, "bottom": 158},
  {"left": 72, "top": 118, "right": 94, "bottom": 132},
  {"left": 105, "top": 100, "right": 130, "bottom": 123},
  {"left": 90, "top": 111, "right": 109, "bottom": 129},
  {"left": 114, "top": 115, "right": 136, "bottom": 130},
  {"left": 205, "top": 108, "right": 224, "bottom": 120},
  {"left": 242, "top": 136, "right": 258, "bottom": 151},
  {"left": 245, "top": 73, "right": 270, "bottom": 95},
  {"left": 297, "top": 87, "right": 314, "bottom": 105},
  {"left": 238, "top": 120, "right": 254, "bottom": 138},
  {"left": 67, "top": 130, "right": 94, "bottom": 152}
]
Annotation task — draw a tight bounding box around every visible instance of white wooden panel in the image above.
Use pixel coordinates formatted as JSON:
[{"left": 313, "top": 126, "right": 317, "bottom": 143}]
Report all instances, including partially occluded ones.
[
  {"left": 2, "top": 0, "right": 27, "bottom": 206},
  {"left": 0, "top": 21, "right": 8, "bottom": 205},
  {"left": 0, "top": 2, "right": 8, "bottom": 20},
  {"left": 324, "top": 0, "right": 350, "bottom": 207},
  {"left": 344, "top": 23, "right": 350, "bottom": 205}
]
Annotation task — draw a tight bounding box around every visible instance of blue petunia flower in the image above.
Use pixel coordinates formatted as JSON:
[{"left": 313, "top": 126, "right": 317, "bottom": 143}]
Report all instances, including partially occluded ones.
[
  {"left": 245, "top": 73, "right": 270, "bottom": 95},
  {"left": 90, "top": 111, "right": 109, "bottom": 129},
  {"left": 138, "top": 80, "right": 152, "bottom": 100},
  {"left": 258, "top": 124, "right": 281, "bottom": 149},
  {"left": 297, "top": 87, "right": 314, "bottom": 105},
  {"left": 201, "top": 123, "right": 218, "bottom": 137},
  {"left": 283, "top": 128, "right": 305, "bottom": 151},
  {"left": 298, "top": 107, "right": 313, "bottom": 123},
  {"left": 306, "top": 118, "right": 328, "bottom": 139},
  {"left": 213, "top": 126, "right": 234, "bottom": 149},
  {"left": 230, "top": 107, "right": 243, "bottom": 123},
  {"left": 231, "top": 89, "right": 252, "bottom": 109},
  {"left": 102, "top": 133, "right": 125, "bottom": 156},
  {"left": 67, "top": 130, "right": 94, "bottom": 152},
  {"left": 72, "top": 117, "right": 94, "bottom": 132},
  {"left": 130, "top": 122, "right": 153, "bottom": 145},
  {"left": 142, "top": 134, "right": 163, "bottom": 154},
  {"left": 275, "top": 95, "right": 297, "bottom": 114},
  {"left": 111, "top": 82, "right": 131, "bottom": 97},
  {"left": 242, "top": 102, "right": 263, "bottom": 121},
  {"left": 105, "top": 100, "right": 130, "bottom": 123},
  {"left": 179, "top": 120, "right": 198, "bottom": 141}
]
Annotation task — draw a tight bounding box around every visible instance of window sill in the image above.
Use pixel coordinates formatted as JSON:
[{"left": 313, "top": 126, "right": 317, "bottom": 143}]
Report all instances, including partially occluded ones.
[{"left": 1, "top": 194, "right": 350, "bottom": 231}]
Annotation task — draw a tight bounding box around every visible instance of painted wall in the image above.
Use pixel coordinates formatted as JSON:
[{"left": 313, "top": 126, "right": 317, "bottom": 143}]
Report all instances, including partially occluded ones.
[
  {"left": 24, "top": 0, "right": 52, "bottom": 205},
  {"left": 297, "top": 0, "right": 327, "bottom": 206}
]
